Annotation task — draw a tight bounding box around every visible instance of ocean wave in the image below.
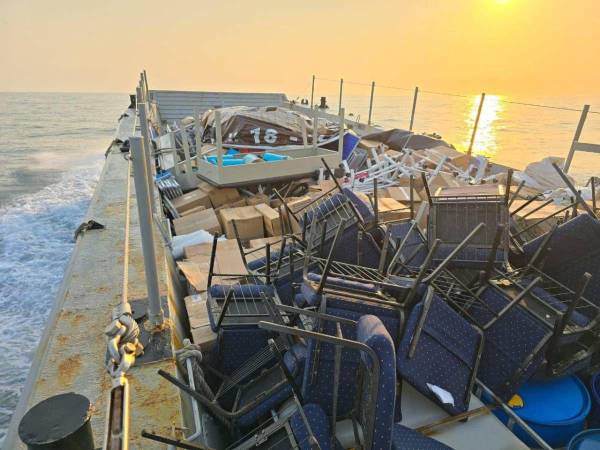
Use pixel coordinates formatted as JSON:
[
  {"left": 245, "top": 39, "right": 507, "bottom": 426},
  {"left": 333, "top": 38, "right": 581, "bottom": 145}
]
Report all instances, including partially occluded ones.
[{"left": 0, "top": 160, "right": 103, "bottom": 442}]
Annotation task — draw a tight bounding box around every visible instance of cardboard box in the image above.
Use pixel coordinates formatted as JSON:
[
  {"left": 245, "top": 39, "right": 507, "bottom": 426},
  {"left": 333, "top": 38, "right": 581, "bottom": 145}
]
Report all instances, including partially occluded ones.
[
  {"left": 437, "top": 184, "right": 505, "bottom": 198},
  {"left": 246, "top": 193, "right": 270, "bottom": 206},
  {"left": 173, "top": 208, "right": 222, "bottom": 236},
  {"left": 206, "top": 187, "right": 241, "bottom": 209},
  {"left": 172, "top": 189, "right": 212, "bottom": 214},
  {"left": 219, "top": 205, "right": 264, "bottom": 240},
  {"left": 424, "top": 172, "right": 463, "bottom": 197},
  {"left": 191, "top": 324, "right": 218, "bottom": 352},
  {"left": 184, "top": 238, "right": 239, "bottom": 259},
  {"left": 249, "top": 236, "right": 284, "bottom": 249},
  {"left": 376, "top": 197, "right": 410, "bottom": 222},
  {"left": 179, "top": 205, "right": 207, "bottom": 217},
  {"left": 424, "top": 145, "right": 473, "bottom": 170},
  {"left": 308, "top": 179, "right": 337, "bottom": 193},
  {"left": 386, "top": 186, "right": 422, "bottom": 203},
  {"left": 285, "top": 196, "right": 313, "bottom": 213},
  {"left": 254, "top": 203, "right": 283, "bottom": 236},
  {"left": 184, "top": 294, "right": 210, "bottom": 329},
  {"left": 178, "top": 240, "right": 247, "bottom": 291}
]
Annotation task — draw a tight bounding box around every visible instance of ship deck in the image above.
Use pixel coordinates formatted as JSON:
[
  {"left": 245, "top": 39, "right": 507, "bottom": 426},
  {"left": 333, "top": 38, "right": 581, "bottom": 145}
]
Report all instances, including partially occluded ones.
[{"left": 4, "top": 139, "right": 182, "bottom": 449}]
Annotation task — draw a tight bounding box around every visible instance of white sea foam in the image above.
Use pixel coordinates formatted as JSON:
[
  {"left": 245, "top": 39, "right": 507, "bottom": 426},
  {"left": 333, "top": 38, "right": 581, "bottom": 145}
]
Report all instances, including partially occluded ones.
[{"left": 0, "top": 160, "right": 103, "bottom": 441}]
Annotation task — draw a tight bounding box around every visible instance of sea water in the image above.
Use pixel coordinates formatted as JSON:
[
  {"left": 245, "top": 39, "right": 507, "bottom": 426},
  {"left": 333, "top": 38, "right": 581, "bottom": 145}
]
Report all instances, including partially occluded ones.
[
  {"left": 0, "top": 92, "right": 124, "bottom": 443},
  {"left": 1, "top": 90, "right": 600, "bottom": 444}
]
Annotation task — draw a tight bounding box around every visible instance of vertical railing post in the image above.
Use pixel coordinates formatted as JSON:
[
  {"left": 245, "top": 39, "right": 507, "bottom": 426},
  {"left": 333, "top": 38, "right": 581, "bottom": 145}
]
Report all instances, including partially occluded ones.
[
  {"left": 130, "top": 137, "right": 164, "bottom": 327},
  {"left": 312, "top": 109, "right": 319, "bottom": 150},
  {"left": 338, "top": 108, "right": 345, "bottom": 158},
  {"left": 338, "top": 78, "right": 344, "bottom": 114},
  {"left": 194, "top": 107, "right": 202, "bottom": 154},
  {"left": 409, "top": 86, "right": 419, "bottom": 131},
  {"left": 564, "top": 104, "right": 590, "bottom": 173},
  {"left": 367, "top": 81, "right": 375, "bottom": 126},
  {"left": 180, "top": 126, "right": 195, "bottom": 185},
  {"left": 137, "top": 103, "right": 156, "bottom": 214},
  {"left": 169, "top": 132, "right": 182, "bottom": 177},
  {"left": 143, "top": 69, "right": 149, "bottom": 98},
  {"left": 310, "top": 75, "right": 316, "bottom": 109},
  {"left": 215, "top": 109, "right": 224, "bottom": 178},
  {"left": 468, "top": 93, "right": 486, "bottom": 157}
]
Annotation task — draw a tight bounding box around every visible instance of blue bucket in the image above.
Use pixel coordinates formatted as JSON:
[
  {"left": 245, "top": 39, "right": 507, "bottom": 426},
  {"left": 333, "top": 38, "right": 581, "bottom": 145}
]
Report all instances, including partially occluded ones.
[
  {"left": 590, "top": 372, "right": 600, "bottom": 426},
  {"left": 568, "top": 429, "right": 600, "bottom": 450},
  {"left": 493, "top": 376, "right": 590, "bottom": 448}
]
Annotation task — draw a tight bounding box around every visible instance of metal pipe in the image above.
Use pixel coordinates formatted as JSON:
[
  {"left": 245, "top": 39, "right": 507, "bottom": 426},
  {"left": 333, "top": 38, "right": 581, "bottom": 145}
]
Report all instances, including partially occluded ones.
[
  {"left": 552, "top": 162, "right": 598, "bottom": 218},
  {"left": 338, "top": 78, "right": 344, "bottom": 114},
  {"left": 215, "top": 109, "right": 224, "bottom": 176},
  {"left": 468, "top": 93, "right": 486, "bottom": 157},
  {"left": 409, "top": 86, "right": 419, "bottom": 131},
  {"left": 338, "top": 108, "right": 345, "bottom": 157},
  {"left": 313, "top": 109, "right": 319, "bottom": 150},
  {"left": 137, "top": 103, "right": 156, "bottom": 214},
  {"left": 564, "top": 104, "right": 590, "bottom": 173},
  {"left": 367, "top": 81, "right": 375, "bottom": 126},
  {"left": 310, "top": 75, "right": 315, "bottom": 109},
  {"left": 130, "top": 137, "right": 164, "bottom": 327},
  {"left": 475, "top": 381, "right": 553, "bottom": 450},
  {"left": 103, "top": 376, "right": 130, "bottom": 450}
]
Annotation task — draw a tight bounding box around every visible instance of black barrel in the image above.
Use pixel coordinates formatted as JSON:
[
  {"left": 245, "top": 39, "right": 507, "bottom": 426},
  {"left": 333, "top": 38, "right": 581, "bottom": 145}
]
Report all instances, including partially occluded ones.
[{"left": 18, "top": 392, "right": 95, "bottom": 450}]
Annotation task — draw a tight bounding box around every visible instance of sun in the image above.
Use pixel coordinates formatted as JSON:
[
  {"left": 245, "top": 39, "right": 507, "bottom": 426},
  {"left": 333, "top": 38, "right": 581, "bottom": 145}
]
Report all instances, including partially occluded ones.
[{"left": 495, "top": 0, "right": 510, "bottom": 3}]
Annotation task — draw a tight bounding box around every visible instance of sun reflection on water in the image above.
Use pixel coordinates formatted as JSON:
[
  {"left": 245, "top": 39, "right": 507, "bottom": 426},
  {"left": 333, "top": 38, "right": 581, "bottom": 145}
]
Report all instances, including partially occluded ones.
[{"left": 462, "top": 94, "right": 502, "bottom": 158}]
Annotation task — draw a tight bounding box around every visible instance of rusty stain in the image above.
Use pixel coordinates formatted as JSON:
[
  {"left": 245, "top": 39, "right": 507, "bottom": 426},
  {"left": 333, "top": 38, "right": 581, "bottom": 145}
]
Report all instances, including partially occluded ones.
[{"left": 58, "top": 355, "right": 82, "bottom": 385}]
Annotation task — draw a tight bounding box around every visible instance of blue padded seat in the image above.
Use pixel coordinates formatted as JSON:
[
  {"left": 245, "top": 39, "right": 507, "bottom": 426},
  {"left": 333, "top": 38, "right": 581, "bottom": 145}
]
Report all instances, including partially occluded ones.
[
  {"left": 236, "top": 343, "right": 307, "bottom": 428},
  {"left": 290, "top": 404, "right": 337, "bottom": 450},
  {"left": 214, "top": 328, "right": 273, "bottom": 377},
  {"left": 301, "top": 274, "right": 403, "bottom": 343},
  {"left": 302, "top": 335, "right": 361, "bottom": 417},
  {"left": 343, "top": 187, "right": 375, "bottom": 224},
  {"left": 301, "top": 307, "right": 398, "bottom": 418},
  {"left": 321, "top": 225, "right": 381, "bottom": 268},
  {"left": 522, "top": 214, "right": 600, "bottom": 320},
  {"left": 397, "top": 292, "right": 483, "bottom": 415},
  {"left": 356, "top": 315, "right": 397, "bottom": 450},
  {"left": 391, "top": 424, "right": 454, "bottom": 450},
  {"left": 526, "top": 282, "right": 590, "bottom": 330},
  {"left": 466, "top": 286, "right": 550, "bottom": 401},
  {"left": 299, "top": 315, "right": 449, "bottom": 450},
  {"left": 432, "top": 245, "right": 504, "bottom": 269},
  {"left": 389, "top": 222, "right": 428, "bottom": 273},
  {"left": 301, "top": 193, "right": 346, "bottom": 227}
]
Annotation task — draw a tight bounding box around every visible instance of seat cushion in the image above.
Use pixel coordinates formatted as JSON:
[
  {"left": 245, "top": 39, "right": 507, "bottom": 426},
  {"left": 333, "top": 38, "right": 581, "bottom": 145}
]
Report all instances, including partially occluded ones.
[
  {"left": 397, "top": 293, "right": 482, "bottom": 415},
  {"left": 290, "top": 404, "right": 335, "bottom": 450},
  {"left": 467, "top": 286, "right": 549, "bottom": 401},
  {"left": 356, "top": 315, "right": 397, "bottom": 450},
  {"left": 236, "top": 343, "right": 307, "bottom": 428},
  {"left": 391, "top": 424, "right": 454, "bottom": 450}
]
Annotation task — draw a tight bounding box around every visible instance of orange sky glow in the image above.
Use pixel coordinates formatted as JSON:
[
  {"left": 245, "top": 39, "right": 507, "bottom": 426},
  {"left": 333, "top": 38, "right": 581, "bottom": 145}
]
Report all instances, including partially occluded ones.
[{"left": 1, "top": 0, "right": 599, "bottom": 97}]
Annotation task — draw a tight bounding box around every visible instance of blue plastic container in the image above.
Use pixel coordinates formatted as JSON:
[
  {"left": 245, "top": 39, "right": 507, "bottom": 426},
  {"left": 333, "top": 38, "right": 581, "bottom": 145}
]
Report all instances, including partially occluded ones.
[
  {"left": 342, "top": 131, "right": 360, "bottom": 160},
  {"left": 568, "top": 429, "right": 600, "bottom": 450},
  {"left": 263, "top": 152, "right": 289, "bottom": 162},
  {"left": 493, "top": 376, "right": 590, "bottom": 448},
  {"left": 590, "top": 372, "right": 600, "bottom": 427}
]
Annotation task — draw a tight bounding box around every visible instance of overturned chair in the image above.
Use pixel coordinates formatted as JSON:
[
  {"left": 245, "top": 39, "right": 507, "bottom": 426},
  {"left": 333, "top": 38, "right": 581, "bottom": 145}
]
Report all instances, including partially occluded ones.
[
  {"left": 153, "top": 339, "right": 326, "bottom": 449},
  {"left": 421, "top": 172, "right": 511, "bottom": 269}
]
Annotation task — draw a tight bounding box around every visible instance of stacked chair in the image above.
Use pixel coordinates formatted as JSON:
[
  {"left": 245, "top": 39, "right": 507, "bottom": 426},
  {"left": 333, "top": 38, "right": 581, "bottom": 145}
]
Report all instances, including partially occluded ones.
[{"left": 147, "top": 175, "right": 586, "bottom": 449}]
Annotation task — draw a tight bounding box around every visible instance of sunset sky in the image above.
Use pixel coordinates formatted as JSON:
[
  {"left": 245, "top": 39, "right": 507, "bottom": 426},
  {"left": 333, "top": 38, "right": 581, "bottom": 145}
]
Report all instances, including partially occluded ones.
[{"left": 1, "top": 0, "right": 599, "bottom": 96}]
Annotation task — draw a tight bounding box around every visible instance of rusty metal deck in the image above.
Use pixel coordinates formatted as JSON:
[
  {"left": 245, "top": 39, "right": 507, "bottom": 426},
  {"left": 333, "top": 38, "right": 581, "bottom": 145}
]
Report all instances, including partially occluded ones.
[{"left": 4, "top": 143, "right": 182, "bottom": 449}]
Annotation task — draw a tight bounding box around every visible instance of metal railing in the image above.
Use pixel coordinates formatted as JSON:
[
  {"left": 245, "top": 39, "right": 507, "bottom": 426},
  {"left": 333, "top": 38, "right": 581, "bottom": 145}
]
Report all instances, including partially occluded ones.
[{"left": 309, "top": 75, "right": 600, "bottom": 170}]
